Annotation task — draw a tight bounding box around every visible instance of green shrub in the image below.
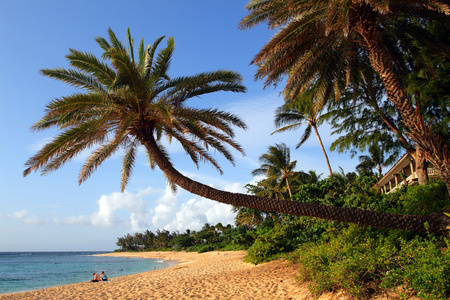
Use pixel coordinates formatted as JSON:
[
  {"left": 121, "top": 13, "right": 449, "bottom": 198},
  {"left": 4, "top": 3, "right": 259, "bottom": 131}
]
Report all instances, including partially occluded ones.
[
  {"left": 197, "top": 244, "right": 216, "bottom": 253},
  {"left": 245, "top": 218, "right": 332, "bottom": 264},
  {"left": 381, "top": 237, "right": 450, "bottom": 300},
  {"left": 291, "top": 228, "right": 450, "bottom": 299},
  {"left": 246, "top": 174, "right": 450, "bottom": 298},
  {"left": 186, "top": 244, "right": 203, "bottom": 252},
  {"left": 220, "top": 243, "right": 246, "bottom": 251},
  {"left": 397, "top": 179, "right": 450, "bottom": 215}
]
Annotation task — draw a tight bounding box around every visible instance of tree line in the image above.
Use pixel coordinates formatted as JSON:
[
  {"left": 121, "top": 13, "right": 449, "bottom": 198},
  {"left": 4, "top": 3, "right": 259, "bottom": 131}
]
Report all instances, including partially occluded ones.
[{"left": 115, "top": 223, "right": 250, "bottom": 252}]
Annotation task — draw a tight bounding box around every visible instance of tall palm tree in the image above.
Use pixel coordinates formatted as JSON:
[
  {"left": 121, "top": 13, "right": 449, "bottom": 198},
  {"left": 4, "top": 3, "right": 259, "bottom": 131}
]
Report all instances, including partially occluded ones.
[
  {"left": 239, "top": 0, "right": 450, "bottom": 194},
  {"left": 252, "top": 143, "right": 297, "bottom": 198},
  {"left": 273, "top": 91, "right": 333, "bottom": 176},
  {"left": 24, "top": 28, "right": 448, "bottom": 235}
]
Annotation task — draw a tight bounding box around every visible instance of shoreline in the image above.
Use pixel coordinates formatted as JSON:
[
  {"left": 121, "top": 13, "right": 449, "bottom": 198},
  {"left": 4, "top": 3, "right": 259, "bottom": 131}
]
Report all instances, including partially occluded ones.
[
  {"left": 0, "top": 250, "right": 307, "bottom": 299},
  {"left": 0, "top": 251, "right": 417, "bottom": 299},
  {"left": 0, "top": 251, "right": 168, "bottom": 296}
]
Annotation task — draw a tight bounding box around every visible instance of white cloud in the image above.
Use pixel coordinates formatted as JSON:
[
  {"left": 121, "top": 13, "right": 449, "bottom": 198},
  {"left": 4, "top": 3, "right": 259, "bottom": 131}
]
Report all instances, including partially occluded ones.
[
  {"left": 8, "top": 210, "right": 28, "bottom": 219},
  {"left": 160, "top": 181, "right": 247, "bottom": 232},
  {"left": 91, "top": 187, "right": 153, "bottom": 230},
  {"left": 0, "top": 210, "right": 46, "bottom": 225},
  {"left": 163, "top": 198, "right": 235, "bottom": 232},
  {"left": 151, "top": 186, "right": 180, "bottom": 229},
  {"left": 224, "top": 182, "right": 247, "bottom": 193},
  {"left": 50, "top": 187, "right": 154, "bottom": 231},
  {"left": 23, "top": 215, "right": 46, "bottom": 225}
]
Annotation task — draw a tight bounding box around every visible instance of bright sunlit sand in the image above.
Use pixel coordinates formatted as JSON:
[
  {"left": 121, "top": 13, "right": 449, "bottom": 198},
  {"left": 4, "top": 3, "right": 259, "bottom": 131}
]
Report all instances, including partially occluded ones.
[
  {"left": 0, "top": 251, "right": 304, "bottom": 299},
  {"left": 0, "top": 251, "right": 419, "bottom": 300}
]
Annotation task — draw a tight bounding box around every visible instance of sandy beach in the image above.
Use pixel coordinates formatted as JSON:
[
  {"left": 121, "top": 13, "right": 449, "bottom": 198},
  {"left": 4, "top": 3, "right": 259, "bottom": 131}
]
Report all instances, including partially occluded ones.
[
  {"left": 0, "top": 251, "right": 417, "bottom": 300},
  {"left": 0, "top": 251, "right": 302, "bottom": 299}
]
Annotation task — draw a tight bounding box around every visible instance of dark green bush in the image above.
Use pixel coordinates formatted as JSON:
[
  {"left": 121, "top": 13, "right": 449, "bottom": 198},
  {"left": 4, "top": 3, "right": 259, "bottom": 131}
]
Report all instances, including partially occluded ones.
[
  {"left": 381, "top": 237, "right": 450, "bottom": 300},
  {"left": 219, "top": 243, "right": 246, "bottom": 251},
  {"left": 396, "top": 179, "right": 450, "bottom": 215},
  {"left": 245, "top": 218, "right": 333, "bottom": 264},
  {"left": 290, "top": 227, "right": 450, "bottom": 299},
  {"left": 197, "top": 244, "right": 216, "bottom": 253}
]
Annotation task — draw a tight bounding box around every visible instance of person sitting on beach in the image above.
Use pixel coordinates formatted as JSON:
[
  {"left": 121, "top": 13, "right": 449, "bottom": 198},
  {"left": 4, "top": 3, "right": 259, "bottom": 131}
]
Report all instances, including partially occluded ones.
[
  {"left": 100, "top": 271, "right": 108, "bottom": 281},
  {"left": 89, "top": 273, "right": 101, "bottom": 282}
]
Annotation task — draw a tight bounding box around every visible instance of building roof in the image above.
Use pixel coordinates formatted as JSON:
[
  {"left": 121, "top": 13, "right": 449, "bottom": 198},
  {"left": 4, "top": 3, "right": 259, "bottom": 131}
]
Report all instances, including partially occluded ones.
[{"left": 377, "top": 153, "right": 411, "bottom": 188}]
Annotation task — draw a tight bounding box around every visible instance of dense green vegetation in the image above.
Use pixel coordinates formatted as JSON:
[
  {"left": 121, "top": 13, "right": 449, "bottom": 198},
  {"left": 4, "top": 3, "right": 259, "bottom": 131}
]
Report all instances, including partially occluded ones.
[
  {"left": 117, "top": 176, "right": 450, "bottom": 299},
  {"left": 115, "top": 224, "right": 247, "bottom": 253}
]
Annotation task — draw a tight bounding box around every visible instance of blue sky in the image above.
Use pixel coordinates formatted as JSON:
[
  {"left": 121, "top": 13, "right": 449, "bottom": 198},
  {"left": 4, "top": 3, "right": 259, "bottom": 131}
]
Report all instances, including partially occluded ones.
[{"left": 0, "top": 1, "right": 362, "bottom": 251}]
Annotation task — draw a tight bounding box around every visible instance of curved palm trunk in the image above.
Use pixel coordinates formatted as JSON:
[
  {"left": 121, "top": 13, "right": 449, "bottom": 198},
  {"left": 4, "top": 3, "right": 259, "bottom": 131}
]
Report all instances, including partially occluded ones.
[
  {"left": 352, "top": 3, "right": 450, "bottom": 193},
  {"left": 285, "top": 177, "right": 293, "bottom": 199},
  {"left": 312, "top": 124, "right": 333, "bottom": 176},
  {"left": 140, "top": 133, "right": 448, "bottom": 235}
]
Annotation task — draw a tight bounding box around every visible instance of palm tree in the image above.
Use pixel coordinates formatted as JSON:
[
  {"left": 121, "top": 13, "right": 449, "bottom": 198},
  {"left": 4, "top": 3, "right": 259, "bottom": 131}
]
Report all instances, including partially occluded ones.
[
  {"left": 24, "top": 28, "right": 448, "bottom": 235},
  {"left": 273, "top": 91, "right": 333, "bottom": 176},
  {"left": 256, "top": 177, "right": 289, "bottom": 200},
  {"left": 252, "top": 143, "right": 297, "bottom": 198},
  {"left": 24, "top": 28, "right": 247, "bottom": 192},
  {"left": 356, "top": 143, "right": 398, "bottom": 177},
  {"left": 239, "top": 0, "right": 450, "bottom": 194},
  {"left": 232, "top": 206, "right": 265, "bottom": 228}
]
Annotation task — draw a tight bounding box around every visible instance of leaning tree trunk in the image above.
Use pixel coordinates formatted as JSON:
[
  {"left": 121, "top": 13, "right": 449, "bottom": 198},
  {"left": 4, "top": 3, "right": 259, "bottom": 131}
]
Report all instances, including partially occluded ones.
[
  {"left": 285, "top": 177, "right": 293, "bottom": 199},
  {"left": 352, "top": 3, "right": 450, "bottom": 194},
  {"left": 138, "top": 131, "right": 449, "bottom": 236},
  {"left": 312, "top": 124, "right": 333, "bottom": 176}
]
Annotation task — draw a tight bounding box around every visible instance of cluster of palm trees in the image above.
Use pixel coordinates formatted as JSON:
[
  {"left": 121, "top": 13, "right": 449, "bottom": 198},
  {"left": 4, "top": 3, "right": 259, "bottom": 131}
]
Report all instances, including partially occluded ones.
[
  {"left": 116, "top": 223, "right": 234, "bottom": 251},
  {"left": 24, "top": 2, "right": 449, "bottom": 235},
  {"left": 239, "top": 0, "right": 450, "bottom": 190}
]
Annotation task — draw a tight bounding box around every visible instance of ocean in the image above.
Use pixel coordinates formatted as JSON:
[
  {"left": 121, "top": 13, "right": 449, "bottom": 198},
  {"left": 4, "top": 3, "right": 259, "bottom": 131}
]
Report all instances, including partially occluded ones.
[{"left": 0, "top": 251, "right": 171, "bottom": 294}]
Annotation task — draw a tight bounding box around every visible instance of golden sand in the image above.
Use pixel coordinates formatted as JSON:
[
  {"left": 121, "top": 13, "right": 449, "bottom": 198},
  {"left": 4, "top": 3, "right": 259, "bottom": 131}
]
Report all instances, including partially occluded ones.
[{"left": 0, "top": 251, "right": 417, "bottom": 300}]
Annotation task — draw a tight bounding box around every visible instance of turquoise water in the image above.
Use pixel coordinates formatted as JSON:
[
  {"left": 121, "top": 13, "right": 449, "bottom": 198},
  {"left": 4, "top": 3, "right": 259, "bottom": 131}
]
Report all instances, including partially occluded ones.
[{"left": 0, "top": 252, "right": 170, "bottom": 294}]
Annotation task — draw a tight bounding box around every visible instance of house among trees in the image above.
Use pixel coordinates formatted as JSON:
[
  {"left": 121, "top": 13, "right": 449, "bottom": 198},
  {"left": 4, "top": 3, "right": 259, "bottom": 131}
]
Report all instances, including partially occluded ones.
[{"left": 377, "top": 154, "right": 439, "bottom": 194}]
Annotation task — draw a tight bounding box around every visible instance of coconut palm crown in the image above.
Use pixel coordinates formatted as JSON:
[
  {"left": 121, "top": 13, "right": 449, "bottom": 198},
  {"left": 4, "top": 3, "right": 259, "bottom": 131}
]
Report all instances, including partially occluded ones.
[
  {"left": 252, "top": 143, "right": 298, "bottom": 198},
  {"left": 273, "top": 91, "right": 333, "bottom": 176},
  {"left": 24, "top": 28, "right": 247, "bottom": 191}
]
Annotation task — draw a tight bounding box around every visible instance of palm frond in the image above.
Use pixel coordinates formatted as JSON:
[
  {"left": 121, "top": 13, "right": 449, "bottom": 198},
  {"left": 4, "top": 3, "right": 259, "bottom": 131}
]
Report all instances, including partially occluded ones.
[
  {"left": 138, "top": 38, "right": 145, "bottom": 68},
  {"left": 27, "top": 29, "right": 247, "bottom": 193},
  {"left": 79, "top": 139, "right": 122, "bottom": 185},
  {"left": 120, "top": 139, "right": 138, "bottom": 191},
  {"left": 296, "top": 125, "right": 312, "bottom": 148},
  {"left": 109, "top": 49, "right": 143, "bottom": 98},
  {"left": 150, "top": 37, "right": 175, "bottom": 84},
  {"left": 126, "top": 28, "right": 135, "bottom": 63},
  {"left": 143, "top": 35, "right": 166, "bottom": 79},
  {"left": 41, "top": 68, "right": 107, "bottom": 93},
  {"left": 24, "top": 119, "right": 110, "bottom": 176},
  {"left": 107, "top": 27, "right": 126, "bottom": 53},
  {"left": 95, "top": 36, "right": 111, "bottom": 53},
  {"left": 67, "top": 49, "right": 116, "bottom": 86}
]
